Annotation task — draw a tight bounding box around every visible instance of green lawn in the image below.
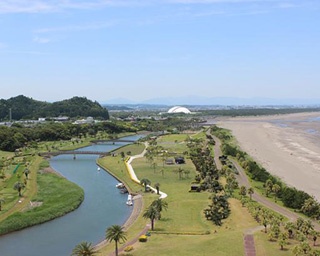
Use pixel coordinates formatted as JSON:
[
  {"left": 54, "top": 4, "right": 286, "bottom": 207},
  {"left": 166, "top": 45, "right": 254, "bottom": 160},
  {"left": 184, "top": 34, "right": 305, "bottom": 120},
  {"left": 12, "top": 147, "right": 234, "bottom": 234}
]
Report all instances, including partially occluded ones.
[
  {"left": 0, "top": 171, "right": 84, "bottom": 235},
  {"left": 97, "top": 132, "right": 263, "bottom": 256}
]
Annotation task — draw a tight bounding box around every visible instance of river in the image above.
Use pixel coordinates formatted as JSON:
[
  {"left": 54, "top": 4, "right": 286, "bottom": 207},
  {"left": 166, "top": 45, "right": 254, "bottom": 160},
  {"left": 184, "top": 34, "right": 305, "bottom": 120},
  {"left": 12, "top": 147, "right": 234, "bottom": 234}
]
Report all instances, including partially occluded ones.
[{"left": 0, "top": 135, "right": 143, "bottom": 256}]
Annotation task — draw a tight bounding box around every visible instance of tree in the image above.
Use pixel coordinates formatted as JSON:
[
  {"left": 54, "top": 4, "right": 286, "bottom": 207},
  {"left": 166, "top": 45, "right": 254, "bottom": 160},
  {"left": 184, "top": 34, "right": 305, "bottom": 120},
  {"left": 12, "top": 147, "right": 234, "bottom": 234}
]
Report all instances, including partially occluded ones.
[
  {"left": 0, "top": 197, "right": 5, "bottom": 211},
  {"left": 105, "top": 225, "right": 127, "bottom": 256},
  {"left": 248, "top": 187, "right": 254, "bottom": 200},
  {"left": 154, "top": 182, "right": 160, "bottom": 195},
  {"left": 151, "top": 162, "right": 157, "bottom": 173},
  {"left": 71, "top": 241, "right": 97, "bottom": 256},
  {"left": 278, "top": 232, "right": 288, "bottom": 250},
  {"left": 151, "top": 199, "right": 168, "bottom": 220},
  {"left": 311, "top": 230, "right": 319, "bottom": 246},
  {"left": 174, "top": 167, "right": 184, "bottom": 180},
  {"left": 225, "top": 174, "right": 238, "bottom": 196},
  {"left": 301, "top": 197, "right": 320, "bottom": 218},
  {"left": 272, "top": 184, "right": 281, "bottom": 202},
  {"left": 13, "top": 181, "right": 25, "bottom": 197},
  {"left": 140, "top": 178, "right": 151, "bottom": 192},
  {"left": 262, "top": 217, "right": 269, "bottom": 233},
  {"left": 285, "top": 221, "right": 295, "bottom": 239},
  {"left": 143, "top": 205, "right": 160, "bottom": 230},
  {"left": 23, "top": 168, "right": 30, "bottom": 179},
  {"left": 239, "top": 186, "right": 247, "bottom": 197},
  {"left": 265, "top": 179, "right": 273, "bottom": 197}
]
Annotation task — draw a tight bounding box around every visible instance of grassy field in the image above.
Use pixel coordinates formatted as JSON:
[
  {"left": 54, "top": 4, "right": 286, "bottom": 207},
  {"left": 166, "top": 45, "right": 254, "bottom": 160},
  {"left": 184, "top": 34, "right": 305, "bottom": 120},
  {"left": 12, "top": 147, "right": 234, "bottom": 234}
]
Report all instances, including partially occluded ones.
[
  {"left": 97, "top": 133, "right": 267, "bottom": 256},
  {"left": 0, "top": 130, "right": 304, "bottom": 255},
  {"left": 0, "top": 169, "right": 84, "bottom": 235}
]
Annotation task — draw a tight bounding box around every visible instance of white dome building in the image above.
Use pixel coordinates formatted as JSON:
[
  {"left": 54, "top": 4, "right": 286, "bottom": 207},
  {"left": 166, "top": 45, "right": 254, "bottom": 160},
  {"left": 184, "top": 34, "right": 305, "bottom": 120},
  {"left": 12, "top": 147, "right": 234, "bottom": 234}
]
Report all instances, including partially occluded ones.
[{"left": 167, "top": 106, "right": 191, "bottom": 114}]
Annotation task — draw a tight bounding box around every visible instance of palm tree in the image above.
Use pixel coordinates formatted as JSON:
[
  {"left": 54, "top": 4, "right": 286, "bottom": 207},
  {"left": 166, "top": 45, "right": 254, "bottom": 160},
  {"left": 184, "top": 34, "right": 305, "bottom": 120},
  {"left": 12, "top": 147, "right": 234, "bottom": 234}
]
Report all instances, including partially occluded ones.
[
  {"left": 105, "top": 225, "right": 127, "bottom": 256},
  {"left": 272, "top": 184, "right": 281, "bottom": 202},
  {"left": 140, "top": 178, "right": 151, "bottom": 192},
  {"left": 143, "top": 205, "right": 160, "bottom": 230},
  {"left": 13, "top": 181, "right": 25, "bottom": 197},
  {"left": 151, "top": 199, "right": 168, "bottom": 220},
  {"left": 24, "top": 168, "right": 30, "bottom": 179},
  {"left": 239, "top": 186, "right": 247, "bottom": 197},
  {"left": 248, "top": 187, "right": 254, "bottom": 200},
  {"left": 311, "top": 230, "right": 319, "bottom": 246},
  {"left": 154, "top": 182, "right": 160, "bottom": 195},
  {"left": 265, "top": 179, "right": 273, "bottom": 197},
  {"left": 71, "top": 241, "right": 97, "bottom": 256},
  {"left": 0, "top": 197, "right": 5, "bottom": 211},
  {"left": 278, "top": 232, "right": 287, "bottom": 250},
  {"left": 284, "top": 221, "right": 295, "bottom": 238},
  {"left": 151, "top": 162, "right": 157, "bottom": 173},
  {"left": 174, "top": 167, "right": 184, "bottom": 180}
]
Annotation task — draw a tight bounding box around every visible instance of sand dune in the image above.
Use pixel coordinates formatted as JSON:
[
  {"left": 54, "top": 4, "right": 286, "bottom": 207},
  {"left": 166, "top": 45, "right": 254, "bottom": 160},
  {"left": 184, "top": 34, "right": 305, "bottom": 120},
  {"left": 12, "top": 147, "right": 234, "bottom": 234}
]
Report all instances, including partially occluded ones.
[{"left": 217, "top": 112, "right": 320, "bottom": 201}]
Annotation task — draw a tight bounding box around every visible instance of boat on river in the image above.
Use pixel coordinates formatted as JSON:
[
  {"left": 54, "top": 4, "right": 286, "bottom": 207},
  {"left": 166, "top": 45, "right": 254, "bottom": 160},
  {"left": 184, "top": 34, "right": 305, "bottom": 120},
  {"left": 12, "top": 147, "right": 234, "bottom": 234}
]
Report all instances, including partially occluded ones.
[
  {"left": 116, "top": 182, "right": 125, "bottom": 188},
  {"left": 126, "top": 194, "right": 133, "bottom": 206}
]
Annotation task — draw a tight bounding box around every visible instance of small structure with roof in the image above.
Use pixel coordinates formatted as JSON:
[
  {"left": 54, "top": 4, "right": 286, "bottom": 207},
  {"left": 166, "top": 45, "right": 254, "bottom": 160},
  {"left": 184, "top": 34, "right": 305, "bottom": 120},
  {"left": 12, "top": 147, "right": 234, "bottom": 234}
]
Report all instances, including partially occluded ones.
[{"left": 167, "top": 106, "right": 191, "bottom": 114}]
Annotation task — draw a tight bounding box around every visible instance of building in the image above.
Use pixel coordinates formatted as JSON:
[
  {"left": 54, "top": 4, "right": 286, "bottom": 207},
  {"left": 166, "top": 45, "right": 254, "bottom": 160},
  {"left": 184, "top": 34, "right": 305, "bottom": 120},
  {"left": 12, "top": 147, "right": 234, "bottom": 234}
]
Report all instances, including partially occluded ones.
[{"left": 167, "top": 106, "right": 191, "bottom": 114}]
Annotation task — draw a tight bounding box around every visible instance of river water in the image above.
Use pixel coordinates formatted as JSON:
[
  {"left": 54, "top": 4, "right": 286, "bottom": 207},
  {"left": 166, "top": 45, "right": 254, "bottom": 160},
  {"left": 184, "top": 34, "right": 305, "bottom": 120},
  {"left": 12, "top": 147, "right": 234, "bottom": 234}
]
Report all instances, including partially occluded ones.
[{"left": 0, "top": 135, "right": 142, "bottom": 256}]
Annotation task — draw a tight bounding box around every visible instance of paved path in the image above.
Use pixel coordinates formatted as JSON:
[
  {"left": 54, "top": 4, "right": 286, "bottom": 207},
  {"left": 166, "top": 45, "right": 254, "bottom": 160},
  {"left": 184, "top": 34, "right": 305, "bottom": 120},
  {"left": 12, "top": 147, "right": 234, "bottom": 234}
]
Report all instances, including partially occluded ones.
[
  {"left": 125, "top": 142, "right": 167, "bottom": 199},
  {"left": 96, "top": 142, "right": 167, "bottom": 254},
  {"left": 244, "top": 234, "right": 256, "bottom": 256}
]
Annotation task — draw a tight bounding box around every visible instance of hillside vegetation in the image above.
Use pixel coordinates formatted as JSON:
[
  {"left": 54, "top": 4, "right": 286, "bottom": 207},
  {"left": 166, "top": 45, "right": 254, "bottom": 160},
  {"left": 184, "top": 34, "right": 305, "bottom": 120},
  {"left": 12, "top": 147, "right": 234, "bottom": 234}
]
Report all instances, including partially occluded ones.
[{"left": 0, "top": 95, "right": 109, "bottom": 120}]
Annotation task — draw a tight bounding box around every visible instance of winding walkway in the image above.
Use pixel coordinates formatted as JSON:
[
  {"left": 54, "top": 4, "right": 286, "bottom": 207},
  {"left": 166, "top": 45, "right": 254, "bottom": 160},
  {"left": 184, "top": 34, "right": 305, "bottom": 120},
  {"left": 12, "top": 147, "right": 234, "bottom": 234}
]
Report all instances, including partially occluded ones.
[
  {"left": 125, "top": 143, "right": 167, "bottom": 199},
  {"left": 97, "top": 142, "right": 168, "bottom": 255}
]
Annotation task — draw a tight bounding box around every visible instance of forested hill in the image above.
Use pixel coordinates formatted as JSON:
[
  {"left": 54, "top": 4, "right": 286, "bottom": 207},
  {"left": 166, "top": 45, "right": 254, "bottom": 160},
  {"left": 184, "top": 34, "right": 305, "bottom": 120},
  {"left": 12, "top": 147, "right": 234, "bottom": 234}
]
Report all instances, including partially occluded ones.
[{"left": 0, "top": 95, "right": 109, "bottom": 120}]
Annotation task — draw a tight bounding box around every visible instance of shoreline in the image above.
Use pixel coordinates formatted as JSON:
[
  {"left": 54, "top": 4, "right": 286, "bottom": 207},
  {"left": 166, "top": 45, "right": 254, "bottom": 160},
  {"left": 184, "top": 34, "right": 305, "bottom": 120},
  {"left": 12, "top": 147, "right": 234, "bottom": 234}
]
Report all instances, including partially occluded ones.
[{"left": 217, "top": 111, "right": 320, "bottom": 201}]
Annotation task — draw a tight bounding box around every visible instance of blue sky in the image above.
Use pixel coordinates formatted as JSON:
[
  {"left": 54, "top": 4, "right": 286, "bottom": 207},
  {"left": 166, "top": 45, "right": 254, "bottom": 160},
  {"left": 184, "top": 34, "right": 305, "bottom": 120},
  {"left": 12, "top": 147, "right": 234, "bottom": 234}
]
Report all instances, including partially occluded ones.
[{"left": 1, "top": 0, "right": 319, "bottom": 103}]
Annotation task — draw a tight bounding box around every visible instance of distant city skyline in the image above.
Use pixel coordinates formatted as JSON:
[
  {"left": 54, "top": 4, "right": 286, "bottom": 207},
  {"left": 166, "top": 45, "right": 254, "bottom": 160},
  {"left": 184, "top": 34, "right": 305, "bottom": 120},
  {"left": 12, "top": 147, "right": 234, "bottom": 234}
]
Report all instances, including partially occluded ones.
[{"left": 1, "top": 0, "right": 319, "bottom": 103}]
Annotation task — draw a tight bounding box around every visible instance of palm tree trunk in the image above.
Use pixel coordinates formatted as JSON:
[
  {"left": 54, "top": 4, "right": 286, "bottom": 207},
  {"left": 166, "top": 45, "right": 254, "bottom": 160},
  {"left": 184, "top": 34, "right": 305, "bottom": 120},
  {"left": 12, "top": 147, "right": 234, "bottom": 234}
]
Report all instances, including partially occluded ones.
[
  {"left": 151, "top": 218, "right": 154, "bottom": 230},
  {"left": 115, "top": 241, "right": 118, "bottom": 256}
]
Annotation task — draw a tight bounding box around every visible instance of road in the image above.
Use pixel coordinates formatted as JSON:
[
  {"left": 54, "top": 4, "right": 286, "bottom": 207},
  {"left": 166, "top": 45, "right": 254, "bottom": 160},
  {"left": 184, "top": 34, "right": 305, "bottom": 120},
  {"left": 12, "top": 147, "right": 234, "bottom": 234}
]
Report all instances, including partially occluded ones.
[{"left": 211, "top": 134, "right": 320, "bottom": 230}]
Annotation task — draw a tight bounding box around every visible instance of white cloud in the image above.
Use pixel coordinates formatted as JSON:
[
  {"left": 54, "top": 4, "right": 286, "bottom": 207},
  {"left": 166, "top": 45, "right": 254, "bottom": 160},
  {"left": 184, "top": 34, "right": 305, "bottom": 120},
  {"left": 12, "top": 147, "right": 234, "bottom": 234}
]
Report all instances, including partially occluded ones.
[
  {"left": 34, "top": 21, "right": 116, "bottom": 34},
  {"left": 33, "top": 36, "right": 51, "bottom": 44},
  {"left": 0, "top": 0, "right": 54, "bottom": 13},
  {"left": 0, "top": 0, "right": 314, "bottom": 15},
  {"left": 0, "top": 0, "right": 147, "bottom": 13}
]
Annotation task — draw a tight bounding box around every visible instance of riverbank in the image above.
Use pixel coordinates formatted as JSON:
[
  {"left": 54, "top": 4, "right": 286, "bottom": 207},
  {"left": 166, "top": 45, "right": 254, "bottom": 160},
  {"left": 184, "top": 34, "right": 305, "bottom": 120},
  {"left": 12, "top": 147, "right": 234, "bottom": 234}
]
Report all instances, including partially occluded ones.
[
  {"left": 94, "top": 144, "right": 147, "bottom": 251},
  {"left": 217, "top": 112, "right": 320, "bottom": 201},
  {"left": 0, "top": 167, "right": 84, "bottom": 236}
]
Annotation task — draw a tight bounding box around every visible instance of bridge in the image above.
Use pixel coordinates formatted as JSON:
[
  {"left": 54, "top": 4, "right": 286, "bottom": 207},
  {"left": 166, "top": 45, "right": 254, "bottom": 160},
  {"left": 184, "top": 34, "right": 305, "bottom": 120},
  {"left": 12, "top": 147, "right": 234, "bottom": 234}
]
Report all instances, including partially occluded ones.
[
  {"left": 91, "top": 139, "right": 136, "bottom": 143},
  {"left": 39, "top": 150, "right": 110, "bottom": 157}
]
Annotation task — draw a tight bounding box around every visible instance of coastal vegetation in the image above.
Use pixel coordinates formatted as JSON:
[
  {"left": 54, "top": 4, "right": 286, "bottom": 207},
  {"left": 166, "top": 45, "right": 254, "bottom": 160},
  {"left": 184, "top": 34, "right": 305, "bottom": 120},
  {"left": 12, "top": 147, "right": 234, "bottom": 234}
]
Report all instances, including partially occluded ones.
[
  {"left": 211, "top": 125, "right": 317, "bottom": 217},
  {"left": 2, "top": 111, "right": 320, "bottom": 255}
]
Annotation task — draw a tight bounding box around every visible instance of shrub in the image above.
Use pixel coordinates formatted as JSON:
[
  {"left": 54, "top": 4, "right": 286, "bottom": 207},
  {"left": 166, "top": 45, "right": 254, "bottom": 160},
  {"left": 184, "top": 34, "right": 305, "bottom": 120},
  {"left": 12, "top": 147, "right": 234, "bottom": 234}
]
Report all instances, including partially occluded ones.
[
  {"left": 139, "top": 235, "right": 148, "bottom": 242},
  {"left": 124, "top": 246, "right": 133, "bottom": 252}
]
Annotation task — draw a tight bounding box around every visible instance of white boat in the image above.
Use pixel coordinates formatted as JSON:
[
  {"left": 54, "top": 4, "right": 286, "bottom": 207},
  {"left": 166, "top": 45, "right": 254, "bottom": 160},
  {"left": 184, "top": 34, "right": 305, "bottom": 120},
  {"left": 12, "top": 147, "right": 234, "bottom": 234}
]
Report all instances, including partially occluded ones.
[
  {"left": 116, "top": 183, "right": 124, "bottom": 188},
  {"left": 97, "top": 167, "right": 101, "bottom": 171},
  {"left": 126, "top": 194, "right": 133, "bottom": 206}
]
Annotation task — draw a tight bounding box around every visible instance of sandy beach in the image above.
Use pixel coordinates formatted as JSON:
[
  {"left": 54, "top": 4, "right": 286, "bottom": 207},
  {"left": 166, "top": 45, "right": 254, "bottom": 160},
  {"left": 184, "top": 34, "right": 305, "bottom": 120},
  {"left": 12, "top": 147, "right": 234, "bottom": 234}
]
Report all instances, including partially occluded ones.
[{"left": 217, "top": 112, "right": 320, "bottom": 201}]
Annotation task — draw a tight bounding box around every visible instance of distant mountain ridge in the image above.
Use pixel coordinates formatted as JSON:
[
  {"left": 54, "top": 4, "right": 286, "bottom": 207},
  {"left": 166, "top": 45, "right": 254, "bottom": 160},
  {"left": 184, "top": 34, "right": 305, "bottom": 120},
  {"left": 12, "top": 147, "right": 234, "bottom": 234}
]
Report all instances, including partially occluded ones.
[
  {"left": 103, "top": 96, "right": 320, "bottom": 106},
  {"left": 0, "top": 95, "right": 109, "bottom": 120}
]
